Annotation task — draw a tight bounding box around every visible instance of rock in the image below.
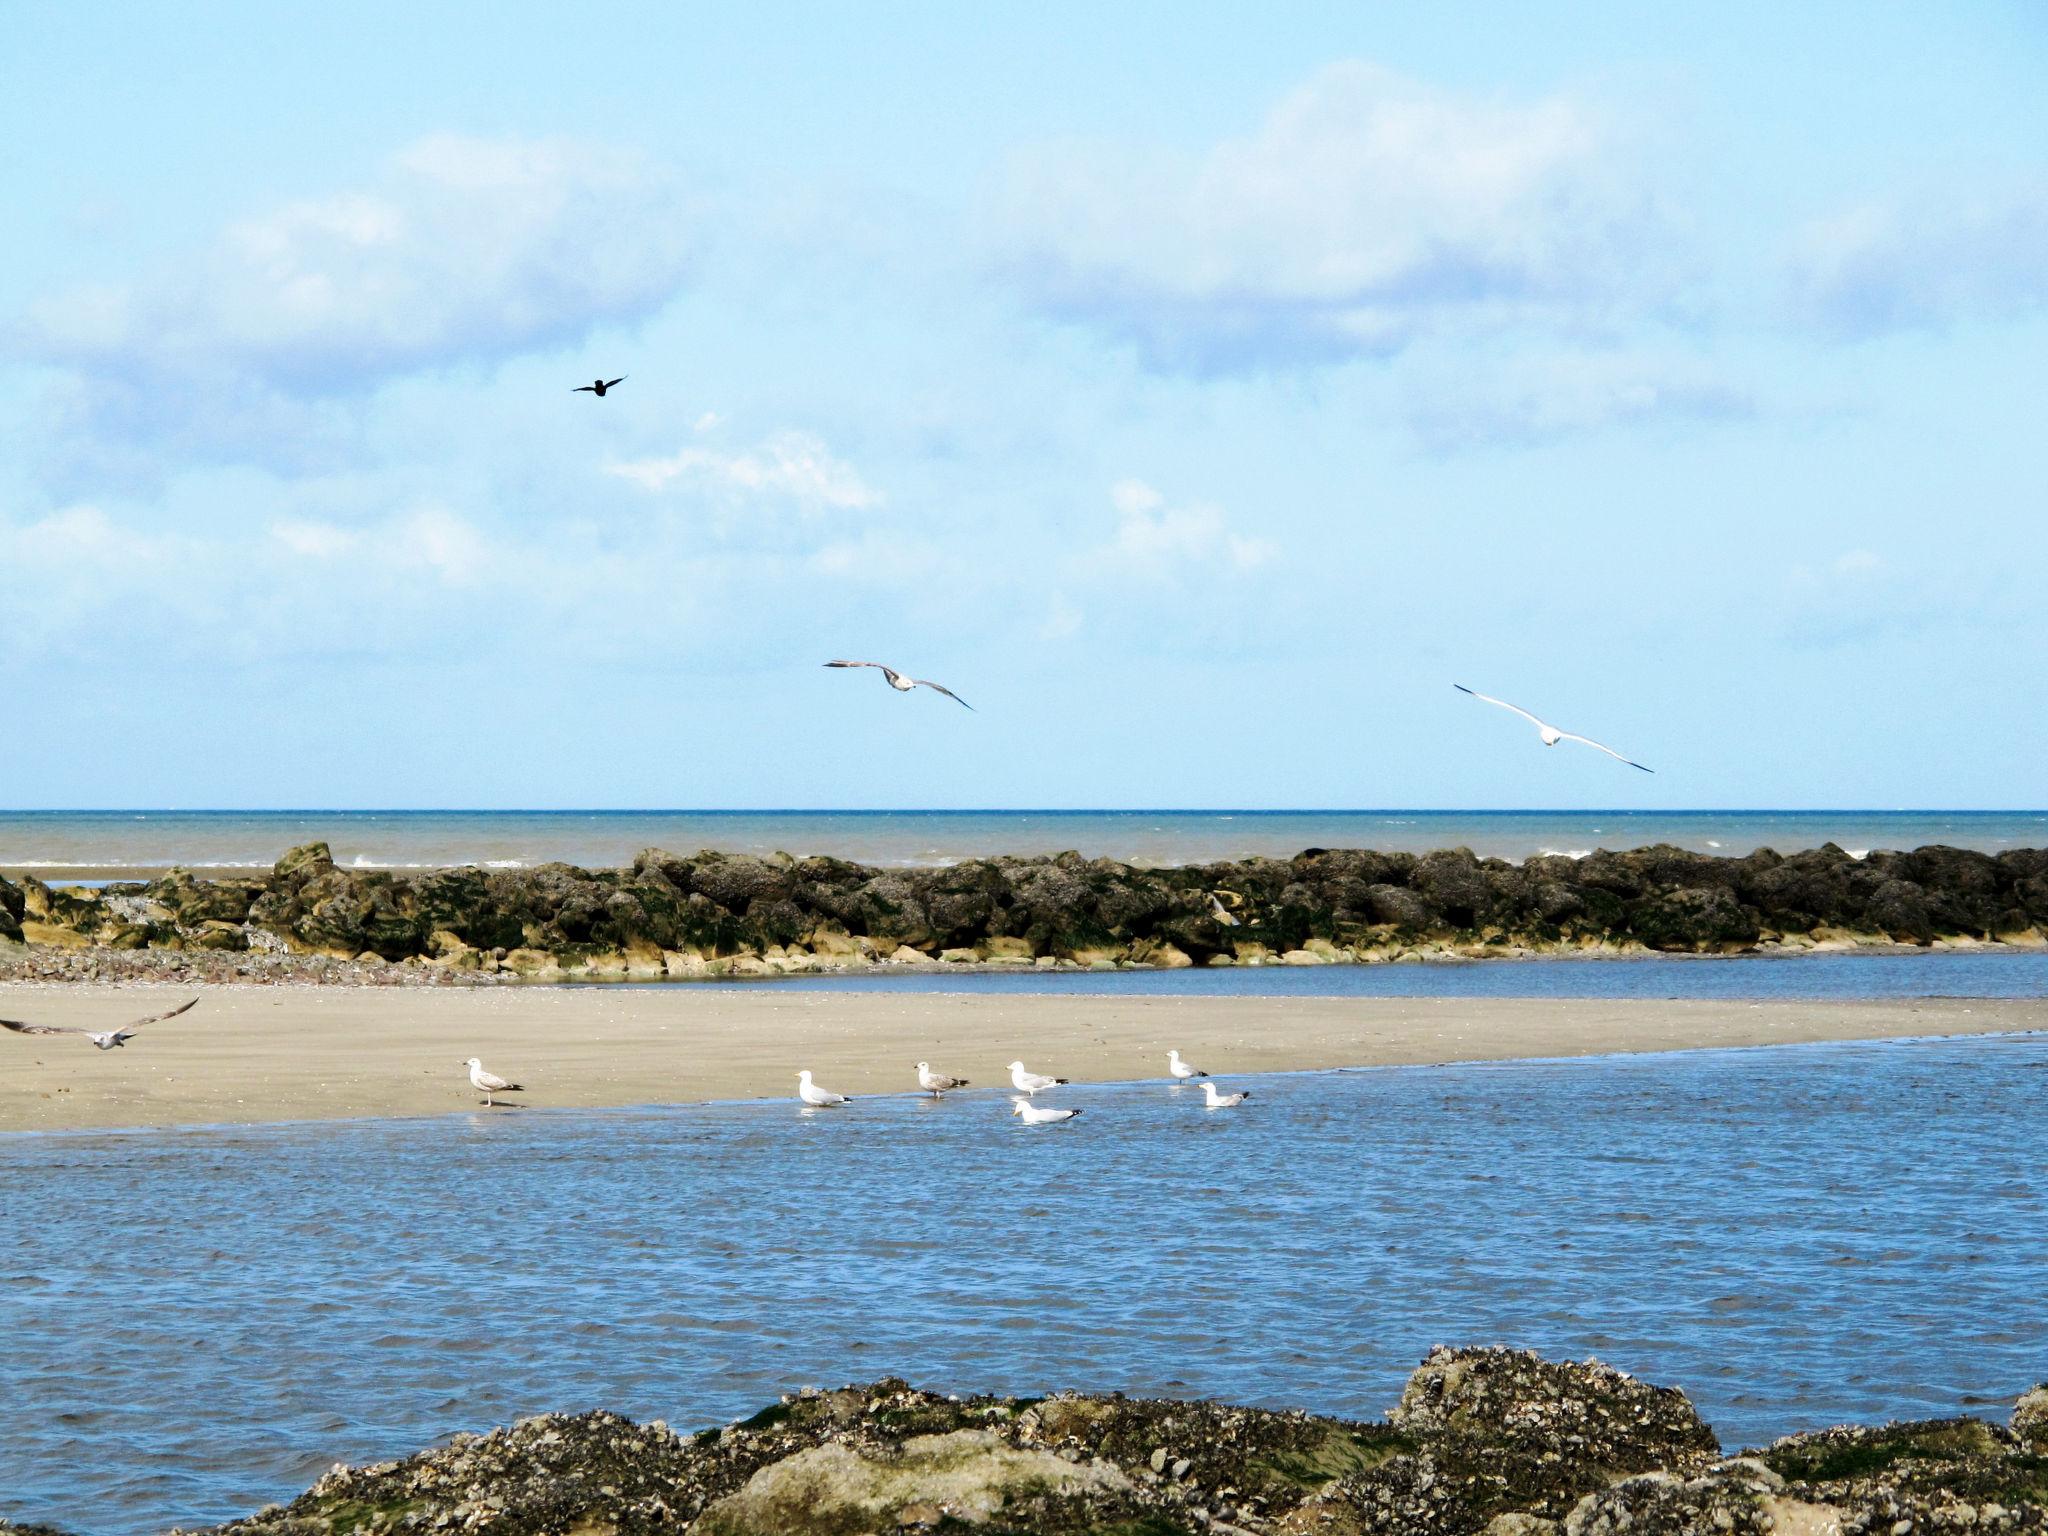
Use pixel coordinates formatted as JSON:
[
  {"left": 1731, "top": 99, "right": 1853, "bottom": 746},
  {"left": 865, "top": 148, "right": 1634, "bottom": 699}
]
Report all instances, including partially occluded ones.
[
  {"left": 272, "top": 842, "right": 335, "bottom": 885},
  {"left": 2013, "top": 1385, "right": 2048, "bottom": 1445}
]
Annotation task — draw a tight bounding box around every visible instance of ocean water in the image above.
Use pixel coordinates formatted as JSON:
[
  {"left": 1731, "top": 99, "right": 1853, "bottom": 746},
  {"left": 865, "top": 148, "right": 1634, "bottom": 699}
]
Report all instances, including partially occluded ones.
[
  {"left": 0, "top": 808, "right": 2042, "bottom": 881},
  {"left": 4, "top": 1035, "right": 2045, "bottom": 1536}
]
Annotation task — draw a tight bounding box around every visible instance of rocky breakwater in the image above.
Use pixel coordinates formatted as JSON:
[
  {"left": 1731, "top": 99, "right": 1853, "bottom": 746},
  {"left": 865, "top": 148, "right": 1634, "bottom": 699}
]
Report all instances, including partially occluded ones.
[
  {"left": 2, "top": 840, "right": 2045, "bottom": 981},
  {"left": 19, "top": 1346, "right": 2023, "bottom": 1534}
]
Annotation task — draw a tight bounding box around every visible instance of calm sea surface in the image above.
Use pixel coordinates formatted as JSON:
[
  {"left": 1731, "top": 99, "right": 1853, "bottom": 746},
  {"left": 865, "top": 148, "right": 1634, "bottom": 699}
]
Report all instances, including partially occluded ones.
[
  {"left": 5, "top": 1035, "right": 2046, "bottom": 1536},
  {"left": 1, "top": 809, "right": 2043, "bottom": 880}
]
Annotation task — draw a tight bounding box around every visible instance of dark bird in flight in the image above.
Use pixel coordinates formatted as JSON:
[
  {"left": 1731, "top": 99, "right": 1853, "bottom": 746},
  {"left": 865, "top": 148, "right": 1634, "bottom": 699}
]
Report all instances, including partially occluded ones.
[
  {"left": 573, "top": 376, "right": 627, "bottom": 397},
  {"left": 1, "top": 997, "right": 199, "bottom": 1050},
  {"left": 825, "top": 659, "right": 974, "bottom": 710}
]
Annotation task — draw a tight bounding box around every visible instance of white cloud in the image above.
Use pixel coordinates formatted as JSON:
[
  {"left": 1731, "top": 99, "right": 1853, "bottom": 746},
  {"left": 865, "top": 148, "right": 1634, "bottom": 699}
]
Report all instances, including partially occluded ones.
[
  {"left": 1096, "top": 479, "right": 1274, "bottom": 578},
  {"left": 609, "top": 429, "right": 882, "bottom": 510},
  {"left": 1404, "top": 348, "right": 1752, "bottom": 450},
  {"left": 997, "top": 61, "right": 1671, "bottom": 372},
  {"left": 18, "top": 134, "right": 695, "bottom": 399},
  {"left": 271, "top": 518, "right": 358, "bottom": 558},
  {"left": 1789, "top": 185, "right": 2048, "bottom": 338}
]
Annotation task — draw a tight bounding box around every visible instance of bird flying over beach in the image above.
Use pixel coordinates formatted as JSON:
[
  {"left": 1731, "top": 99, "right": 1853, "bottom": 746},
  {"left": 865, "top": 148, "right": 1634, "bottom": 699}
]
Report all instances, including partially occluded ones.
[
  {"left": 1453, "top": 685, "right": 1654, "bottom": 773},
  {"left": 0, "top": 997, "right": 197, "bottom": 1050},
  {"left": 1009, "top": 1060, "right": 1068, "bottom": 1095},
  {"left": 798, "top": 1069, "right": 850, "bottom": 1107},
  {"left": 917, "top": 1062, "right": 969, "bottom": 1096},
  {"left": 464, "top": 1057, "right": 522, "bottom": 1107},
  {"left": 1012, "top": 1097, "right": 1083, "bottom": 1125},
  {"left": 1200, "top": 1082, "right": 1251, "bottom": 1109},
  {"left": 825, "top": 660, "right": 973, "bottom": 710},
  {"left": 573, "top": 376, "right": 626, "bottom": 396},
  {"left": 1167, "top": 1049, "right": 1208, "bottom": 1081}
]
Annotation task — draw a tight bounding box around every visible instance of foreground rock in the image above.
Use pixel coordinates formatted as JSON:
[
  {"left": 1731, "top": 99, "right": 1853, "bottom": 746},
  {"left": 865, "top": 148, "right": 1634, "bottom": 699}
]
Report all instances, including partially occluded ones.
[
  {"left": 3, "top": 839, "right": 2045, "bottom": 982},
  {"left": 108, "top": 1347, "right": 2046, "bottom": 1535}
]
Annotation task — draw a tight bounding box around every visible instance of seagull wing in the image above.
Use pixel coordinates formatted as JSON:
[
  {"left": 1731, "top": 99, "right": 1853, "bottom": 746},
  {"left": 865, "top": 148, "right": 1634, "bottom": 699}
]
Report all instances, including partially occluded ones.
[
  {"left": 475, "top": 1069, "right": 514, "bottom": 1091},
  {"left": 1554, "top": 732, "right": 1655, "bottom": 773},
  {"left": 824, "top": 659, "right": 884, "bottom": 670},
  {"left": 0, "top": 1018, "right": 89, "bottom": 1036},
  {"left": 117, "top": 998, "right": 199, "bottom": 1034},
  {"left": 605, "top": 376, "right": 627, "bottom": 387},
  {"left": 914, "top": 679, "right": 974, "bottom": 711},
  {"left": 1453, "top": 684, "right": 1549, "bottom": 730},
  {"left": 572, "top": 385, "right": 598, "bottom": 393}
]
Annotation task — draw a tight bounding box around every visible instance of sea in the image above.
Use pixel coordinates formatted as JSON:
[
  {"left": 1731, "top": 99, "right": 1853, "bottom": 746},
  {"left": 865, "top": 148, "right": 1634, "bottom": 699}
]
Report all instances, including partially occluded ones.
[
  {"left": 3, "top": 1035, "right": 2045, "bottom": 1535},
  {"left": 1, "top": 808, "right": 2043, "bottom": 882}
]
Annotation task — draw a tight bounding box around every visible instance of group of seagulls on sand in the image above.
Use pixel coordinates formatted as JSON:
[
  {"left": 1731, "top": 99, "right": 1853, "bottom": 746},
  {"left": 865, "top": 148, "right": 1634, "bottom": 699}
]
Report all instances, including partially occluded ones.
[{"left": 789, "top": 1051, "right": 1250, "bottom": 1124}]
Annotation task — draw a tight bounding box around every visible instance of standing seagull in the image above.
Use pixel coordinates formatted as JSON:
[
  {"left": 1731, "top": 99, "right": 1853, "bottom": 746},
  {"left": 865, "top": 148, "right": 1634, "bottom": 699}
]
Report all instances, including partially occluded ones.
[
  {"left": 1167, "top": 1049, "right": 1208, "bottom": 1081},
  {"left": 916, "top": 1061, "right": 970, "bottom": 1097},
  {"left": 1008, "top": 1060, "right": 1068, "bottom": 1096},
  {"left": 1454, "top": 685, "right": 1653, "bottom": 773},
  {"left": 464, "top": 1057, "right": 522, "bottom": 1108},
  {"left": 572, "top": 376, "right": 627, "bottom": 397},
  {"left": 1200, "top": 1082, "right": 1252, "bottom": 1110},
  {"left": 797, "top": 1069, "right": 850, "bottom": 1108},
  {"left": 1012, "top": 1097, "right": 1083, "bottom": 1125},
  {"left": 824, "top": 660, "right": 973, "bottom": 711},
  {"left": 1, "top": 997, "right": 197, "bottom": 1050}
]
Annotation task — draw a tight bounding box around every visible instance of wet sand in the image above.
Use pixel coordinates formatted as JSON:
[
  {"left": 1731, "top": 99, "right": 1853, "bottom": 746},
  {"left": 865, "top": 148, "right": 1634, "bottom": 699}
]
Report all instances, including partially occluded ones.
[{"left": 0, "top": 983, "right": 2040, "bottom": 1133}]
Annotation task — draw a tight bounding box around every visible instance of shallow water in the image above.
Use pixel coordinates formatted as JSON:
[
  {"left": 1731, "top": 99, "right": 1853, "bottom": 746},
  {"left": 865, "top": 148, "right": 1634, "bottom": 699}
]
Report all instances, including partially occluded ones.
[
  {"left": 2, "top": 807, "right": 2042, "bottom": 880},
  {"left": 4, "top": 1036, "right": 2046, "bottom": 1536}
]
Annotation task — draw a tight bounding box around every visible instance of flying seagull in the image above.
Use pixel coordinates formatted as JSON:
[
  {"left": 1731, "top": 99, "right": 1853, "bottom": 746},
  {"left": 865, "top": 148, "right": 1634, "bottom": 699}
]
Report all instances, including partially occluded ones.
[
  {"left": 1008, "top": 1060, "right": 1068, "bottom": 1096},
  {"left": 916, "top": 1061, "right": 970, "bottom": 1097},
  {"left": 1454, "top": 685, "right": 1653, "bottom": 773},
  {"left": 573, "top": 376, "right": 627, "bottom": 397},
  {"left": 464, "top": 1057, "right": 522, "bottom": 1107},
  {"left": 1167, "top": 1049, "right": 1208, "bottom": 1081},
  {"left": 1200, "top": 1082, "right": 1252, "bottom": 1109},
  {"left": 1207, "top": 892, "right": 1241, "bottom": 927},
  {"left": 798, "top": 1069, "right": 850, "bottom": 1108},
  {"left": 1012, "top": 1097, "right": 1083, "bottom": 1125},
  {"left": 0, "top": 997, "right": 197, "bottom": 1050},
  {"left": 824, "top": 660, "right": 973, "bottom": 711}
]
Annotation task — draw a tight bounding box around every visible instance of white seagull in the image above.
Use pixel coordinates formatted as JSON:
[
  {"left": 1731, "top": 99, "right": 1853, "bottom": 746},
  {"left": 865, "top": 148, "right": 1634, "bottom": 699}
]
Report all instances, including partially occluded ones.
[
  {"left": 797, "top": 1069, "right": 850, "bottom": 1108},
  {"left": 1454, "top": 685, "right": 1653, "bottom": 773},
  {"left": 1200, "top": 1082, "right": 1252, "bottom": 1109},
  {"left": 1167, "top": 1049, "right": 1208, "bottom": 1081},
  {"left": 1008, "top": 1060, "right": 1068, "bottom": 1096},
  {"left": 464, "top": 1057, "right": 522, "bottom": 1107},
  {"left": 1012, "top": 1097, "right": 1083, "bottom": 1125},
  {"left": 916, "top": 1061, "right": 969, "bottom": 1096},
  {"left": 1207, "top": 892, "right": 1241, "bottom": 927},
  {"left": 824, "top": 660, "right": 973, "bottom": 711},
  {"left": 1, "top": 997, "right": 197, "bottom": 1051}
]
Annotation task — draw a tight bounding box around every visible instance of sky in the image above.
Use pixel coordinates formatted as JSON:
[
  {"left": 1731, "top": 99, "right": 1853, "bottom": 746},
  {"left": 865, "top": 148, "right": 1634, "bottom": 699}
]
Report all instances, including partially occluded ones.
[{"left": 3, "top": 2, "right": 2044, "bottom": 810}]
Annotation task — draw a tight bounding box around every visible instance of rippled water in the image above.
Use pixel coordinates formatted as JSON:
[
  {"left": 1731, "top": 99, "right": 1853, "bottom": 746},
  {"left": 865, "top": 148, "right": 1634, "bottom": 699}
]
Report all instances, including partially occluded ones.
[
  {"left": 5, "top": 1036, "right": 2046, "bottom": 1536},
  {"left": 2, "top": 807, "right": 2042, "bottom": 880}
]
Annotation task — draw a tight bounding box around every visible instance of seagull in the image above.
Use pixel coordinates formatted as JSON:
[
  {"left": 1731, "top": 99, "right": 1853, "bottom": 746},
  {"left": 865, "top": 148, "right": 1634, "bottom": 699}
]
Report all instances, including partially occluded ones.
[
  {"left": 916, "top": 1061, "right": 969, "bottom": 1096},
  {"left": 1207, "top": 892, "right": 1241, "bottom": 927},
  {"left": 1200, "top": 1082, "right": 1251, "bottom": 1109},
  {"left": 824, "top": 660, "right": 973, "bottom": 711},
  {"left": 464, "top": 1057, "right": 522, "bottom": 1107},
  {"left": 1453, "top": 685, "right": 1653, "bottom": 773},
  {"left": 798, "top": 1069, "right": 850, "bottom": 1108},
  {"left": 0, "top": 997, "right": 197, "bottom": 1050},
  {"left": 572, "top": 376, "right": 627, "bottom": 397},
  {"left": 1012, "top": 1097, "right": 1082, "bottom": 1125},
  {"left": 1008, "top": 1060, "right": 1068, "bottom": 1096},
  {"left": 1167, "top": 1049, "right": 1208, "bottom": 1081}
]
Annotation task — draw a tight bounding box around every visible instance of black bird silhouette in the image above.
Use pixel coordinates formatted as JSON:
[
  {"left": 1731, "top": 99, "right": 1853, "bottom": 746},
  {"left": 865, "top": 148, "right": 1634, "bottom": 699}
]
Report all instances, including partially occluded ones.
[{"left": 573, "top": 376, "right": 627, "bottom": 397}]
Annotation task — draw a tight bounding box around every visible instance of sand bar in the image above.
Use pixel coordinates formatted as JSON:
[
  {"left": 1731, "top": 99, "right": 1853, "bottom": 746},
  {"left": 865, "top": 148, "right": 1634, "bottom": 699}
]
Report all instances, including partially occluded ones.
[{"left": 0, "top": 983, "right": 2041, "bottom": 1133}]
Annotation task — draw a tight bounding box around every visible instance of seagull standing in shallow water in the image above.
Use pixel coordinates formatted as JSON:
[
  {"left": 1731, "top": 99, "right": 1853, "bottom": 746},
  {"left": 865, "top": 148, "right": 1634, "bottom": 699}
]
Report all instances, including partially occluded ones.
[
  {"left": 798, "top": 1070, "right": 850, "bottom": 1108},
  {"left": 1009, "top": 1061, "right": 1068, "bottom": 1095},
  {"left": 464, "top": 1057, "right": 522, "bottom": 1107},
  {"left": 916, "top": 1062, "right": 969, "bottom": 1096},
  {"left": 1453, "top": 685, "right": 1653, "bottom": 773},
  {"left": 1, "top": 997, "right": 197, "bottom": 1050},
  {"left": 824, "top": 660, "right": 973, "bottom": 710},
  {"left": 1012, "top": 1097, "right": 1082, "bottom": 1125},
  {"left": 572, "top": 376, "right": 626, "bottom": 397},
  {"left": 1200, "top": 1082, "right": 1252, "bottom": 1109},
  {"left": 1167, "top": 1049, "right": 1208, "bottom": 1081}
]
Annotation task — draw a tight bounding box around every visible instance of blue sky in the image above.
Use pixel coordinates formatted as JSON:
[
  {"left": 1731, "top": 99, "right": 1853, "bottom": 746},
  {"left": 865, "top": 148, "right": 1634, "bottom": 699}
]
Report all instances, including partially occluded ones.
[{"left": 3, "top": 2, "right": 2043, "bottom": 810}]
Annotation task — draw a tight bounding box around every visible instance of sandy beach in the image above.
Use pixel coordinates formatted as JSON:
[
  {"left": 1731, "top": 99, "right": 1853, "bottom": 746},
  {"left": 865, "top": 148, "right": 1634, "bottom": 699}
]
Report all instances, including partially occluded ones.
[{"left": 0, "top": 982, "right": 2039, "bottom": 1133}]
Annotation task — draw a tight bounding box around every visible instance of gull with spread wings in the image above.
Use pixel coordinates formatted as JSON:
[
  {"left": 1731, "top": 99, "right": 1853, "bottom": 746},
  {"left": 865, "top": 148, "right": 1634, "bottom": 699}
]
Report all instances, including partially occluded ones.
[
  {"left": 573, "top": 376, "right": 627, "bottom": 397},
  {"left": 825, "top": 660, "right": 973, "bottom": 710},
  {"left": 1, "top": 997, "right": 198, "bottom": 1050},
  {"left": 1454, "top": 685, "right": 1654, "bottom": 773}
]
